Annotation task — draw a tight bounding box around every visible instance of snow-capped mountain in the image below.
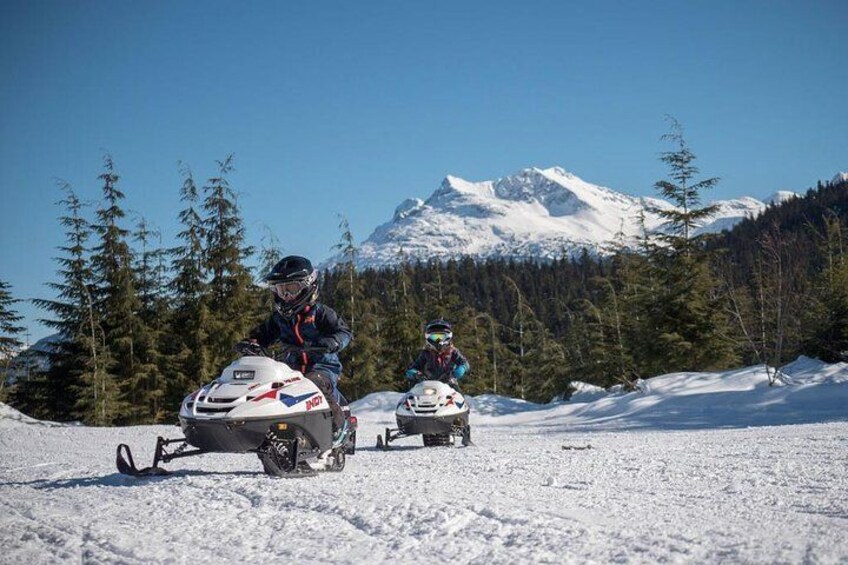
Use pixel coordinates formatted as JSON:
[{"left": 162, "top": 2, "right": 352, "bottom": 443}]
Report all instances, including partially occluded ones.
[
  {"left": 1, "top": 334, "right": 61, "bottom": 386},
  {"left": 326, "top": 166, "right": 796, "bottom": 269}
]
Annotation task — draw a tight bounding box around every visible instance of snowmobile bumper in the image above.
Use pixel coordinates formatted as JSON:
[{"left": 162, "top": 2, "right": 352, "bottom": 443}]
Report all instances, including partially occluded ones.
[
  {"left": 396, "top": 412, "right": 469, "bottom": 436},
  {"left": 180, "top": 412, "right": 333, "bottom": 453}
]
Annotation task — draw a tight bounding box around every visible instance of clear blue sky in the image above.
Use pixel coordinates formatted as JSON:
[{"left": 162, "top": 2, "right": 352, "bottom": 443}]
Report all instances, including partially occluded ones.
[{"left": 1, "top": 0, "right": 846, "bottom": 342}]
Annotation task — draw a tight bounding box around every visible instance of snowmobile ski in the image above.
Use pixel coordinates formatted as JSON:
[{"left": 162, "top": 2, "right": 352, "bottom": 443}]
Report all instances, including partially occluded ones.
[{"left": 116, "top": 436, "right": 204, "bottom": 477}]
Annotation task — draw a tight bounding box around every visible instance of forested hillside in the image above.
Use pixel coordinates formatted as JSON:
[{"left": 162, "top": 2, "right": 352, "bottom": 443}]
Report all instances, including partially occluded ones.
[{"left": 2, "top": 142, "right": 846, "bottom": 425}]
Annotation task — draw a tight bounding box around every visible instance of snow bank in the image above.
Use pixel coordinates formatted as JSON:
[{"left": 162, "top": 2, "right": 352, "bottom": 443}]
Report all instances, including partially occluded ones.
[
  {"left": 0, "top": 402, "right": 66, "bottom": 428},
  {"left": 781, "top": 355, "right": 848, "bottom": 384},
  {"left": 568, "top": 381, "right": 607, "bottom": 402},
  {"left": 352, "top": 357, "right": 848, "bottom": 431}
]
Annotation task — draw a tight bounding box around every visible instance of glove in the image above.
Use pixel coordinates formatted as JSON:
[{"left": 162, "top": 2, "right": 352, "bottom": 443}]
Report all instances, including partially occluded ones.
[
  {"left": 235, "top": 340, "right": 262, "bottom": 356},
  {"left": 316, "top": 337, "right": 339, "bottom": 353},
  {"left": 405, "top": 369, "right": 421, "bottom": 383},
  {"left": 453, "top": 364, "right": 468, "bottom": 379}
]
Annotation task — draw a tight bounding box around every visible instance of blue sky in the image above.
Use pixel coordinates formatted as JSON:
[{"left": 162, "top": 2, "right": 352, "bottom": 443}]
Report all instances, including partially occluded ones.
[{"left": 1, "top": 0, "right": 846, "bottom": 342}]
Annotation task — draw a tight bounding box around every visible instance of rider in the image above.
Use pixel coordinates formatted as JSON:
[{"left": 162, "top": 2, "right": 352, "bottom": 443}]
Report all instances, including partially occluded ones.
[
  {"left": 405, "top": 319, "right": 470, "bottom": 390},
  {"left": 238, "top": 255, "right": 352, "bottom": 445}
]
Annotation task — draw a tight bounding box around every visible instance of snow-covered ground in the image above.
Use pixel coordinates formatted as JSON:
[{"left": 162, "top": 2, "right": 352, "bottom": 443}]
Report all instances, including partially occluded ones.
[{"left": 2, "top": 357, "right": 847, "bottom": 564}]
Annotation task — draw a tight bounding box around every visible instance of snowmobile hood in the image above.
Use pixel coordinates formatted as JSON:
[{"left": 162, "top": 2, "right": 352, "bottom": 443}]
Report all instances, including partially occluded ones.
[
  {"left": 180, "top": 357, "right": 329, "bottom": 421},
  {"left": 397, "top": 380, "right": 469, "bottom": 419}
]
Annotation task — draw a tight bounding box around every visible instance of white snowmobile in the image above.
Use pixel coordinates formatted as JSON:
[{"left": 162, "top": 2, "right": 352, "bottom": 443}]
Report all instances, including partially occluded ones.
[
  {"left": 377, "top": 378, "right": 471, "bottom": 448},
  {"left": 116, "top": 344, "right": 357, "bottom": 477}
]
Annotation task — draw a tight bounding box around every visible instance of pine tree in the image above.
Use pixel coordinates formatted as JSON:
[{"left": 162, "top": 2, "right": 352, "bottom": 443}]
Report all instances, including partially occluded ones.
[
  {"left": 581, "top": 276, "right": 639, "bottom": 389},
  {"left": 521, "top": 318, "right": 570, "bottom": 402},
  {"left": 202, "top": 155, "right": 256, "bottom": 371},
  {"left": 648, "top": 117, "right": 719, "bottom": 257},
  {"left": 0, "top": 280, "right": 25, "bottom": 403},
  {"left": 804, "top": 214, "right": 848, "bottom": 362},
  {"left": 452, "top": 305, "right": 507, "bottom": 396},
  {"left": 329, "top": 216, "right": 387, "bottom": 398},
  {"left": 131, "top": 217, "right": 169, "bottom": 421},
  {"left": 28, "top": 182, "right": 97, "bottom": 420},
  {"left": 502, "top": 276, "right": 535, "bottom": 399},
  {"left": 640, "top": 120, "right": 738, "bottom": 374},
  {"left": 380, "top": 262, "right": 424, "bottom": 389},
  {"left": 333, "top": 215, "right": 360, "bottom": 333},
  {"left": 167, "top": 163, "right": 211, "bottom": 414},
  {"left": 88, "top": 155, "right": 138, "bottom": 425},
  {"left": 254, "top": 226, "right": 284, "bottom": 313}
]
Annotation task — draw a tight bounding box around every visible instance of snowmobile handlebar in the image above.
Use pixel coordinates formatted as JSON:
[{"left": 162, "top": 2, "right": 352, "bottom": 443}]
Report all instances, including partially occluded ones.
[
  {"left": 275, "top": 342, "right": 333, "bottom": 355},
  {"left": 407, "top": 370, "right": 458, "bottom": 387},
  {"left": 235, "top": 341, "right": 333, "bottom": 359},
  {"left": 234, "top": 341, "right": 271, "bottom": 357}
]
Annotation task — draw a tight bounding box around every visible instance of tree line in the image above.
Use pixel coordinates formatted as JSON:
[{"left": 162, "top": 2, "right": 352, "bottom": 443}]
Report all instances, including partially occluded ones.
[{"left": 1, "top": 126, "right": 846, "bottom": 424}]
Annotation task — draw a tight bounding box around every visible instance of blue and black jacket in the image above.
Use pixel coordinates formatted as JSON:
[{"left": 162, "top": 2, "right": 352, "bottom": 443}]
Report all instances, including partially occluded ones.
[
  {"left": 406, "top": 347, "right": 470, "bottom": 382},
  {"left": 248, "top": 303, "right": 352, "bottom": 381}
]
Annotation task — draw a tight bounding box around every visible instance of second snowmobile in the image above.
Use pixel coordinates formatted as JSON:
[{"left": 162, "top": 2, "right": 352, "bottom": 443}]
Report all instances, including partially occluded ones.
[
  {"left": 116, "top": 344, "right": 357, "bottom": 477},
  {"left": 377, "top": 379, "right": 471, "bottom": 448}
]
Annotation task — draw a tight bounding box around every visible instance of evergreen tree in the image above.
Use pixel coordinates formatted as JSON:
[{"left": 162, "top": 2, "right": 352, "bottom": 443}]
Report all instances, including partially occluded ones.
[
  {"left": 28, "top": 182, "right": 96, "bottom": 420},
  {"left": 0, "top": 280, "right": 25, "bottom": 402},
  {"left": 641, "top": 121, "right": 738, "bottom": 374},
  {"left": 521, "top": 318, "right": 571, "bottom": 402},
  {"left": 464, "top": 311, "right": 501, "bottom": 394},
  {"left": 333, "top": 215, "right": 360, "bottom": 333},
  {"left": 379, "top": 262, "right": 424, "bottom": 389},
  {"left": 202, "top": 155, "right": 256, "bottom": 371},
  {"left": 805, "top": 214, "right": 848, "bottom": 361},
  {"left": 581, "top": 276, "right": 638, "bottom": 389},
  {"left": 131, "top": 217, "right": 169, "bottom": 421},
  {"left": 502, "top": 276, "right": 534, "bottom": 399},
  {"left": 88, "top": 155, "right": 138, "bottom": 425},
  {"left": 648, "top": 117, "right": 719, "bottom": 256},
  {"left": 255, "top": 226, "right": 284, "bottom": 312},
  {"left": 167, "top": 163, "right": 211, "bottom": 414},
  {"left": 329, "top": 216, "right": 383, "bottom": 399}
]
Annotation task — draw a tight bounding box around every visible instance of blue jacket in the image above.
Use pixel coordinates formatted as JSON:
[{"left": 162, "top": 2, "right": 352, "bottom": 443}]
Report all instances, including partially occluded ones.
[
  {"left": 248, "top": 303, "right": 352, "bottom": 380},
  {"left": 406, "top": 346, "right": 470, "bottom": 382}
]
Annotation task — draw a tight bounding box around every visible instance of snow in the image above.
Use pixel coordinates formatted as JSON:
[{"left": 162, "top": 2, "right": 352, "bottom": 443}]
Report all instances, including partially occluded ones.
[
  {"left": 322, "top": 166, "right": 801, "bottom": 269},
  {"left": 831, "top": 171, "right": 848, "bottom": 184},
  {"left": 764, "top": 190, "right": 798, "bottom": 206},
  {"left": 2, "top": 357, "right": 847, "bottom": 563}
]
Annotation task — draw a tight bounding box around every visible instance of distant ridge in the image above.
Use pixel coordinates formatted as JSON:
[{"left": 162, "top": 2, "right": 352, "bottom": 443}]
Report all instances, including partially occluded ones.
[{"left": 324, "top": 166, "right": 798, "bottom": 269}]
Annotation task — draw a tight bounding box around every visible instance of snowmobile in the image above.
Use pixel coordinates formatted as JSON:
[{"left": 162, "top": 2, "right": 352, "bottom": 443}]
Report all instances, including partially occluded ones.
[
  {"left": 376, "top": 378, "right": 471, "bottom": 449},
  {"left": 116, "top": 344, "right": 357, "bottom": 477}
]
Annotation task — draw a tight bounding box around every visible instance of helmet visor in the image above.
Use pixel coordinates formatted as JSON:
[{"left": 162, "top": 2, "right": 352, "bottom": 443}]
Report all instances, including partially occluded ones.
[
  {"left": 425, "top": 330, "right": 452, "bottom": 347},
  {"left": 272, "top": 281, "right": 308, "bottom": 301}
]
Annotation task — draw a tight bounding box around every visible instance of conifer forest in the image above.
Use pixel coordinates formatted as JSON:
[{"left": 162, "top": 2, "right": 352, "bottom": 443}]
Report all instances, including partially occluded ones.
[{"left": 2, "top": 132, "right": 847, "bottom": 426}]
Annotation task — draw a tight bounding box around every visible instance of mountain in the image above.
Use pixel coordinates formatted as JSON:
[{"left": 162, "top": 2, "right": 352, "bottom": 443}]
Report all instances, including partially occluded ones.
[
  {"left": 326, "top": 166, "right": 795, "bottom": 269},
  {"left": 1, "top": 334, "right": 61, "bottom": 386}
]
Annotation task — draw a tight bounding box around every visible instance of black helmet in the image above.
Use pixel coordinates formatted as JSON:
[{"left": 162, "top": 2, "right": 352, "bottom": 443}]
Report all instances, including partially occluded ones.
[
  {"left": 424, "top": 319, "right": 453, "bottom": 352},
  {"left": 264, "top": 255, "right": 318, "bottom": 317}
]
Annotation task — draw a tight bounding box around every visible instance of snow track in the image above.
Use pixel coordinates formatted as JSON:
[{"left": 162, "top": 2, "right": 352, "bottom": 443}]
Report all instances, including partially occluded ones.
[
  {"left": 2, "top": 420, "right": 846, "bottom": 564},
  {"left": 2, "top": 361, "right": 847, "bottom": 563}
]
